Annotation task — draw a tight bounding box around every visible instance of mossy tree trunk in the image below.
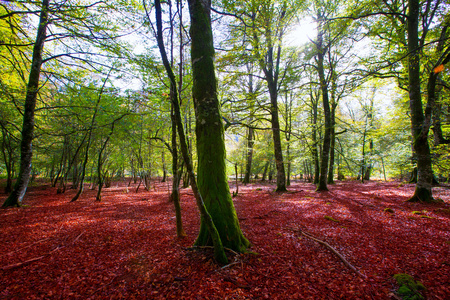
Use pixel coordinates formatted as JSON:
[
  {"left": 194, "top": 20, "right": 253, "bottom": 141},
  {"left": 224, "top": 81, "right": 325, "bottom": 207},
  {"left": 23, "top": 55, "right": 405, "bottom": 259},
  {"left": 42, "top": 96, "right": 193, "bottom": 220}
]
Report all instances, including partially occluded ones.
[
  {"left": 2, "top": 0, "right": 49, "bottom": 207},
  {"left": 310, "top": 91, "right": 320, "bottom": 185},
  {"left": 155, "top": 0, "right": 249, "bottom": 263},
  {"left": 407, "top": 0, "right": 433, "bottom": 202},
  {"left": 187, "top": 0, "right": 250, "bottom": 253},
  {"left": 316, "top": 28, "right": 331, "bottom": 192},
  {"left": 327, "top": 98, "right": 337, "bottom": 184}
]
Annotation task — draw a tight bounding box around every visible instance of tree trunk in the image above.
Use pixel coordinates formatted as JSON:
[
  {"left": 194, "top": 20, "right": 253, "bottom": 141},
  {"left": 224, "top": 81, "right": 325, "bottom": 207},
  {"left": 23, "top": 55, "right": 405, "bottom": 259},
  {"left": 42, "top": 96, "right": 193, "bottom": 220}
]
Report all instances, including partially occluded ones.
[
  {"left": 96, "top": 121, "right": 116, "bottom": 202},
  {"left": 327, "top": 103, "right": 336, "bottom": 184},
  {"left": 261, "top": 160, "right": 269, "bottom": 182},
  {"left": 2, "top": 0, "right": 49, "bottom": 207},
  {"left": 161, "top": 150, "right": 167, "bottom": 183},
  {"left": 155, "top": 0, "right": 249, "bottom": 263},
  {"left": 1, "top": 127, "right": 14, "bottom": 194},
  {"left": 170, "top": 105, "right": 185, "bottom": 238},
  {"left": 268, "top": 81, "right": 286, "bottom": 191},
  {"left": 243, "top": 72, "right": 255, "bottom": 185},
  {"left": 364, "top": 140, "right": 373, "bottom": 181},
  {"left": 311, "top": 92, "right": 320, "bottom": 184},
  {"left": 187, "top": 0, "right": 249, "bottom": 253},
  {"left": 243, "top": 126, "right": 254, "bottom": 185},
  {"left": 316, "top": 30, "right": 331, "bottom": 192},
  {"left": 407, "top": 0, "right": 433, "bottom": 202},
  {"left": 71, "top": 69, "right": 111, "bottom": 202}
]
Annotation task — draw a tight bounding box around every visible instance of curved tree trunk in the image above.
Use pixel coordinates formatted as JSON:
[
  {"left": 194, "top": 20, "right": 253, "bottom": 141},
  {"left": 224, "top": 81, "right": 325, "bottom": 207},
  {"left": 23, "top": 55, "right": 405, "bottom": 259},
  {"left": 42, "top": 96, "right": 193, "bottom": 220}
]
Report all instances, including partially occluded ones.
[{"left": 2, "top": 0, "right": 49, "bottom": 207}]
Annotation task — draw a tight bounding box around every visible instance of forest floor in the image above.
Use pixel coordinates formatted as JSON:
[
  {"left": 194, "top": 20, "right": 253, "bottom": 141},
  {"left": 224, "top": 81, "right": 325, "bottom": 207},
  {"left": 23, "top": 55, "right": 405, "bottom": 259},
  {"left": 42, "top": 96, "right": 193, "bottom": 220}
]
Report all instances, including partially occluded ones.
[{"left": 0, "top": 179, "right": 449, "bottom": 299}]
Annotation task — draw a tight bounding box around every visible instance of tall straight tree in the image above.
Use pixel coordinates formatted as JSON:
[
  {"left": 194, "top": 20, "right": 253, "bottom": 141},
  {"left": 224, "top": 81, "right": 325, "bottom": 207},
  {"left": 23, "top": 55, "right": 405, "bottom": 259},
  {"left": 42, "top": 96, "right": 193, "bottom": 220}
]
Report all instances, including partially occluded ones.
[
  {"left": 187, "top": 0, "right": 250, "bottom": 253},
  {"left": 406, "top": 0, "right": 433, "bottom": 201},
  {"left": 2, "top": 0, "right": 49, "bottom": 207},
  {"left": 154, "top": 0, "right": 249, "bottom": 263},
  {"left": 358, "top": 0, "right": 448, "bottom": 201},
  {"left": 220, "top": 0, "right": 303, "bottom": 191},
  {"left": 1, "top": 0, "right": 128, "bottom": 207},
  {"left": 315, "top": 25, "right": 332, "bottom": 191}
]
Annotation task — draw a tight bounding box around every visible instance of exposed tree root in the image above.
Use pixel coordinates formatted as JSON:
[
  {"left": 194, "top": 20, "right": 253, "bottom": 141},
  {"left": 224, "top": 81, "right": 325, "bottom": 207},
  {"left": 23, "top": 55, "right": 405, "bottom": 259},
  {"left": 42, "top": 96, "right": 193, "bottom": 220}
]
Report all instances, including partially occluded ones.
[{"left": 290, "top": 227, "right": 367, "bottom": 278}]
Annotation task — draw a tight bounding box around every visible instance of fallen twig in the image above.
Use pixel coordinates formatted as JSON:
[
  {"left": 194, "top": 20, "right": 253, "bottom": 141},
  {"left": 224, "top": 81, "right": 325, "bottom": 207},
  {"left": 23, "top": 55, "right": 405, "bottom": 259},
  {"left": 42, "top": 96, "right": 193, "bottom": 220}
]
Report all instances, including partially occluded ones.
[
  {"left": 0, "top": 246, "right": 63, "bottom": 271},
  {"left": 0, "top": 231, "right": 84, "bottom": 271},
  {"left": 291, "top": 227, "right": 367, "bottom": 278},
  {"left": 0, "top": 237, "right": 50, "bottom": 258}
]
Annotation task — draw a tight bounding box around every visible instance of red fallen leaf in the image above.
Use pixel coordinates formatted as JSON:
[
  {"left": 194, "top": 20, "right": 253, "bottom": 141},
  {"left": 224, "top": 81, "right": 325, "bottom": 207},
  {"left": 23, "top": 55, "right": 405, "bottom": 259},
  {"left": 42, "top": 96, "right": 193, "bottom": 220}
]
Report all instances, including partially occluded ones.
[
  {"left": 434, "top": 64, "right": 444, "bottom": 73},
  {"left": 0, "top": 180, "right": 448, "bottom": 299}
]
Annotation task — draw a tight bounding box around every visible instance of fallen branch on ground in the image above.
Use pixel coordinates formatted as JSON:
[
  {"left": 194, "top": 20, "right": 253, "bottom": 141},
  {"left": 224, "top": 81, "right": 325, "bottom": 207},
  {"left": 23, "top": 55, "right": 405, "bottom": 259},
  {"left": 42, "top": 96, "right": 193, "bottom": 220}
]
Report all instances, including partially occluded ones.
[
  {"left": 0, "top": 231, "right": 84, "bottom": 271},
  {"left": 290, "top": 227, "right": 367, "bottom": 278},
  {"left": 0, "top": 246, "right": 63, "bottom": 270}
]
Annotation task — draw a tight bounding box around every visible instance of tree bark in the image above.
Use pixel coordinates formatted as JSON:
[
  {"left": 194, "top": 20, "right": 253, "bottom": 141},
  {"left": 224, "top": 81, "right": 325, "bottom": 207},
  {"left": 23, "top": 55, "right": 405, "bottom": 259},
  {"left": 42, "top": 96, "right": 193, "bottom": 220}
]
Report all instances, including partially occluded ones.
[
  {"left": 327, "top": 102, "right": 336, "bottom": 184},
  {"left": 0, "top": 126, "right": 14, "bottom": 194},
  {"left": 171, "top": 105, "right": 185, "bottom": 238},
  {"left": 2, "top": 0, "right": 49, "bottom": 207},
  {"left": 243, "top": 72, "right": 255, "bottom": 185},
  {"left": 407, "top": 0, "right": 433, "bottom": 202},
  {"left": 155, "top": 0, "right": 249, "bottom": 263},
  {"left": 316, "top": 30, "right": 331, "bottom": 192},
  {"left": 243, "top": 126, "right": 254, "bottom": 185},
  {"left": 267, "top": 65, "right": 286, "bottom": 191},
  {"left": 186, "top": 0, "right": 249, "bottom": 254},
  {"left": 311, "top": 92, "right": 320, "bottom": 184}
]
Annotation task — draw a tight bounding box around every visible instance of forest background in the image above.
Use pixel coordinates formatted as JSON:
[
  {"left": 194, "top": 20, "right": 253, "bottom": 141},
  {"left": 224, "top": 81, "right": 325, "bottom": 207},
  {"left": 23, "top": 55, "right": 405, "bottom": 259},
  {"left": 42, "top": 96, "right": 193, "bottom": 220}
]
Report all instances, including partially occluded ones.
[{"left": 2, "top": 0, "right": 449, "bottom": 203}]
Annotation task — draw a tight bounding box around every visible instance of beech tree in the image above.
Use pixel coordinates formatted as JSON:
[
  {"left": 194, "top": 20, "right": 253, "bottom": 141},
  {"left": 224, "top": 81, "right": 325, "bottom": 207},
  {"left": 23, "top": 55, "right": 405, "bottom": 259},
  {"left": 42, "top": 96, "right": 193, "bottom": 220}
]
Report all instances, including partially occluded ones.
[
  {"left": 1, "top": 0, "right": 128, "bottom": 207},
  {"left": 154, "top": 0, "right": 249, "bottom": 263},
  {"left": 360, "top": 0, "right": 449, "bottom": 201},
  {"left": 2, "top": 0, "right": 49, "bottom": 207}
]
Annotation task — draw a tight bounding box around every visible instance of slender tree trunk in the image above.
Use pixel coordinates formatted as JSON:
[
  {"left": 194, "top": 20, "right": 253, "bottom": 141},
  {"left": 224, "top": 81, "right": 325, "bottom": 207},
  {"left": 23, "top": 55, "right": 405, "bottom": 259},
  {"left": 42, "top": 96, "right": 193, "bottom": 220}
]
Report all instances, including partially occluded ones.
[
  {"left": 310, "top": 93, "right": 320, "bottom": 184},
  {"left": 243, "top": 126, "right": 254, "bottom": 184},
  {"left": 71, "top": 69, "right": 111, "bottom": 202},
  {"left": 327, "top": 103, "right": 336, "bottom": 184},
  {"left": 364, "top": 140, "right": 373, "bottom": 181},
  {"left": 243, "top": 72, "right": 255, "bottom": 185},
  {"left": 407, "top": 0, "right": 433, "bottom": 202},
  {"left": 1, "top": 127, "right": 14, "bottom": 194},
  {"left": 170, "top": 105, "right": 185, "bottom": 237},
  {"left": 261, "top": 160, "right": 269, "bottom": 182},
  {"left": 284, "top": 90, "right": 292, "bottom": 186},
  {"left": 360, "top": 128, "right": 367, "bottom": 183},
  {"left": 268, "top": 82, "right": 286, "bottom": 191},
  {"left": 2, "top": 0, "right": 49, "bottom": 207},
  {"left": 161, "top": 150, "right": 167, "bottom": 182},
  {"left": 316, "top": 31, "right": 331, "bottom": 192},
  {"left": 96, "top": 121, "right": 116, "bottom": 201}
]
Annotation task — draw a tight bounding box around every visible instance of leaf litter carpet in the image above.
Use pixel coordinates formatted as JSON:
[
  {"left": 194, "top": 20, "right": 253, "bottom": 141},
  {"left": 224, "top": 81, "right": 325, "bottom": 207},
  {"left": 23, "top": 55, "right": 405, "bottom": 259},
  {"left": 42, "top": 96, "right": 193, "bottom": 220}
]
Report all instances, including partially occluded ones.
[{"left": 0, "top": 180, "right": 449, "bottom": 299}]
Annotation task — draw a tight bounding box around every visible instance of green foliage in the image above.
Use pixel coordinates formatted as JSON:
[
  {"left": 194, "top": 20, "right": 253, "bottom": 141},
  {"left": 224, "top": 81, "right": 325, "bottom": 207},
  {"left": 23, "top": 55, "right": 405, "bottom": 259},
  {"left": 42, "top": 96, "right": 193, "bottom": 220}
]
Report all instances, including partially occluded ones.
[{"left": 393, "top": 273, "right": 426, "bottom": 300}]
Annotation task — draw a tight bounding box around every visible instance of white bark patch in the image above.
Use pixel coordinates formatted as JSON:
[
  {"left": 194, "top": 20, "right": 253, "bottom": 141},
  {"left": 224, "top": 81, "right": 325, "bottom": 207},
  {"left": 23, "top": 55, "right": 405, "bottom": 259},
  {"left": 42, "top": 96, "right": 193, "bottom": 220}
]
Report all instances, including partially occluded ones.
[{"left": 192, "top": 56, "right": 204, "bottom": 65}]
